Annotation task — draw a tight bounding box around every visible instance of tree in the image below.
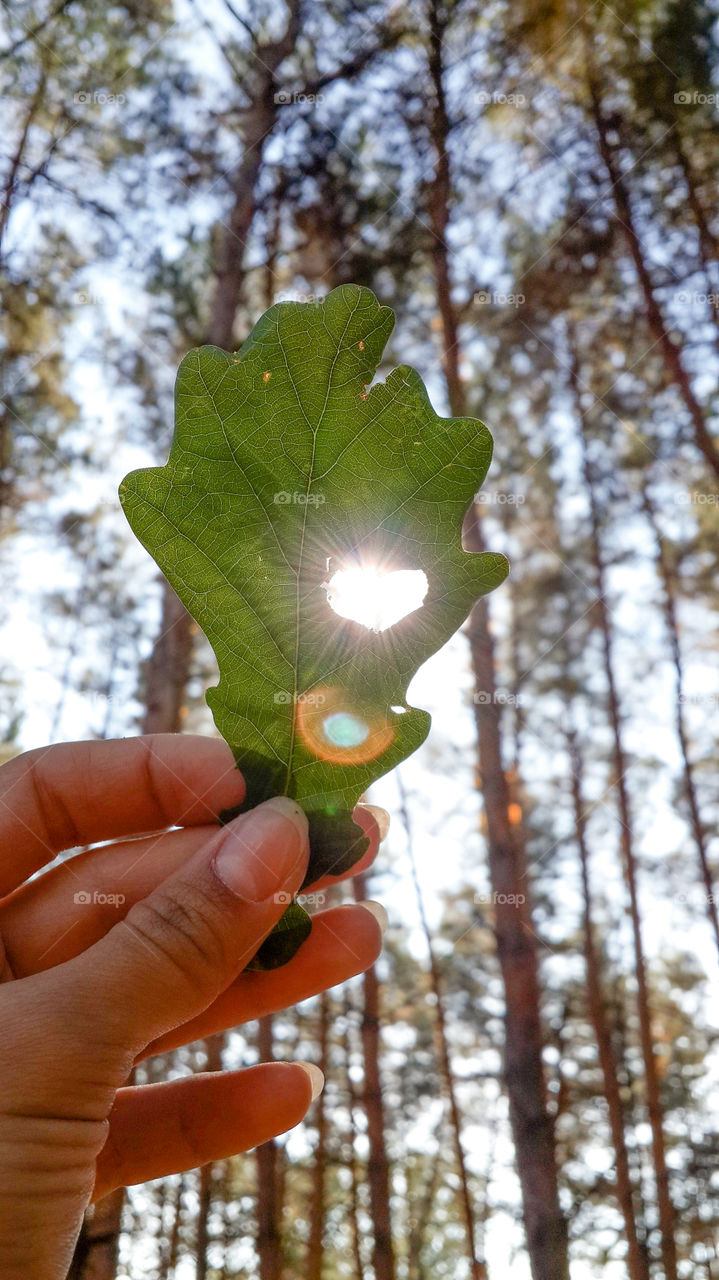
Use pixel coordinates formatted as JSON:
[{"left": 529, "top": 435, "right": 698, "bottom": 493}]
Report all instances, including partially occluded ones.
[
  {"left": 354, "top": 872, "right": 396, "bottom": 1280},
  {"left": 423, "top": 4, "right": 567, "bottom": 1273},
  {"left": 571, "top": 351, "right": 678, "bottom": 1280}
]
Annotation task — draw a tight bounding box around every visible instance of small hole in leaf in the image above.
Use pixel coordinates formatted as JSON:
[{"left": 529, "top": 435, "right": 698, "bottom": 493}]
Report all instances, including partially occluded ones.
[
  {"left": 391, "top": 705, "right": 408, "bottom": 714},
  {"left": 263, "top": 371, "right": 271, "bottom": 382},
  {"left": 325, "top": 566, "right": 428, "bottom": 632}
]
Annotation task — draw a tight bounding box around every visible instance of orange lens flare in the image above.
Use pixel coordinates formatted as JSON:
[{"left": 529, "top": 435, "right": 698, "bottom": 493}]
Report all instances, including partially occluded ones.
[{"left": 296, "top": 686, "right": 396, "bottom": 765}]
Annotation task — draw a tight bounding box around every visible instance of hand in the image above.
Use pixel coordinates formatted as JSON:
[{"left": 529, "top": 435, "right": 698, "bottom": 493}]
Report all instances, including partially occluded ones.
[{"left": 0, "top": 734, "right": 387, "bottom": 1280}]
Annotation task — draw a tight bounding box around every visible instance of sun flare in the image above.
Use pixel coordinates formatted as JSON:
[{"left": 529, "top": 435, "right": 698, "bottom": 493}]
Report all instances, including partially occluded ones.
[{"left": 325, "top": 565, "right": 429, "bottom": 632}]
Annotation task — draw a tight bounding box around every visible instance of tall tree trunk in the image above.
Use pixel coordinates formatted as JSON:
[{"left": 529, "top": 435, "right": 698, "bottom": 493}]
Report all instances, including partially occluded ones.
[
  {"left": 642, "top": 486, "right": 719, "bottom": 962},
  {"left": 467, "top": 592, "right": 567, "bottom": 1280},
  {"left": 397, "top": 771, "right": 488, "bottom": 1280},
  {"left": 307, "top": 993, "right": 329, "bottom": 1280},
  {"left": 425, "top": 6, "right": 567, "bottom": 1276},
  {"left": 567, "top": 729, "right": 650, "bottom": 1280},
  {"left": 672, "top": 129, "right": 719, "bottom": 354},
  {"left": 256, "top": 1015, "right": 282, "bottom": 1280},
  {"left": 672, "top": 123, "right": 719, "bottom": 264},
  {"left": 159, "top": 1176, "right": 184, "bottom": 1280},
  {"left": 354, "top": 872, "right": 396, "bottom": 1280},
  {"left": 205, "top": 4, "right": 299, "bottom": 351},
  {"left": 589, "top": 80, "right": 719, "bottom": 480},
  {"left": 570, "top": 353, "right": 678, "bottom": 1280},
  {"left": 342, "top": 992, "right": 366, "bottom": 1280},
  {"left": 195, "top": 1036, "right": 224, "bottom": 1280},
  {"left": 407, "top": 1128, "right": 443, "bottom": 1280},
  {"left": 141, "top": 581, "right": 194, "bottom": 735}
]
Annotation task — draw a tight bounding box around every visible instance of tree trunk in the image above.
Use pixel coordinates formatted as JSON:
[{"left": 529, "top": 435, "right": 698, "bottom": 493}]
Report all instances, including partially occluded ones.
[
  {"left": 673, "top": 123, "right": 719, "bottom": 260},
  {"left": 589, "top": 80, "right": 719, "bottom": 480},
  {"left": 672, "top": 127, "right": 719, "bottom": 354},
  {"left": 195, "top": 1036, "right": 224, "bottom": 1280},
  {"left": 205, "top": 5, "right": 299, "bottom": 351},
  {"left": 571, "top": 354, "right": 678, "bottom": 1280},
  {"left": 467, "top": 593, "right": 567, "bottom": 1280},
  {"left": 424, "top": 7, "right": 566, "bottom": 1276},
  {"left": 141, "top": 580, "right": 194, "bottom": 735},
  {"left": 160, "top": 1176, "right": 184, "bottom": 1280},
  {"left": 342, "top": 992, "right": 366, "bottom": 1280},
  {"left": 255, "top": 1015, "right": 282, "bottom": 1280},
  {"left": 567, "top": 729, "right": 650, "bottom": 1280},
  {"left": 354, "top": 872, "right": 396, "bottom": 1280},
  {"left": 407, "top": 1118, "right": 444, "bottom": 1280},
  {"left": 307, "top": 993, "right": 329, "bottom": 1280},
  {"left": 397, "top": 770, "right": 488, "bottom": 1280},
  {"left": 642, "top": 486, "right": 719, "bottom": 963}
]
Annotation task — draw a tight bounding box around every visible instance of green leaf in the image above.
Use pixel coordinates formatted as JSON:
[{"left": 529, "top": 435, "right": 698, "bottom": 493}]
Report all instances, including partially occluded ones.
[
  {"left": 244, "top": 898, "right": 313, "bottom": 972},
  {"left": 120, "top": 284, "right": 508, "bottom": 967}
]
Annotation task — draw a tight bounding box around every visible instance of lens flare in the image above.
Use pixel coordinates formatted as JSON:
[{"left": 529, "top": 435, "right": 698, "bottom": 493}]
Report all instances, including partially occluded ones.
[
  {"left": 297, "top": 687, "right": 396, "bottom": 764},
  {"left": 322, "top": 712, "right": 370, "bottom": 748}
]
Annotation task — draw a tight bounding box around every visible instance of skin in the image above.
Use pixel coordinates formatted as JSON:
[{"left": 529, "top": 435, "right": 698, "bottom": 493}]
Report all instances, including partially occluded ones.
[{"left": 0, "top": 734, "right": 387, "bottom": 1280}]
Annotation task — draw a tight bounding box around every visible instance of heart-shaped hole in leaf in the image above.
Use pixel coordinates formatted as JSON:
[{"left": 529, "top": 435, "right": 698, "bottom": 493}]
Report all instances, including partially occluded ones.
[{"left": 325, "top": 565, "right": 429, "bottom": 632}]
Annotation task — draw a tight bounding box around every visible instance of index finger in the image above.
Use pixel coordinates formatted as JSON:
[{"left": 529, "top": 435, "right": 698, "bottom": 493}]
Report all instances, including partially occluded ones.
[{"left": 0, "top": 734, "right": 246, "bottom": 895}]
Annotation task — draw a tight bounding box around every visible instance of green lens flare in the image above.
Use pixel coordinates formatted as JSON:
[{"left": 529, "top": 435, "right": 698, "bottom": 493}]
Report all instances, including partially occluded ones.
[{"left": 322, "top": 711, "right": 370, "bottom": 748}]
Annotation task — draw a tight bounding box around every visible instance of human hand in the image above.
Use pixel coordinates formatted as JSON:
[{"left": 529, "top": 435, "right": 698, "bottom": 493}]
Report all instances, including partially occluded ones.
[{"left": 0, "top": 734, "right": 387, "bottom": 1280}]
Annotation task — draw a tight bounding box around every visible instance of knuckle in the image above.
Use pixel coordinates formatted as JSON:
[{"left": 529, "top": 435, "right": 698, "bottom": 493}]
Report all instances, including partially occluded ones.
[{"left": 122, "top": 882, "right": 231, "bottom": 996}]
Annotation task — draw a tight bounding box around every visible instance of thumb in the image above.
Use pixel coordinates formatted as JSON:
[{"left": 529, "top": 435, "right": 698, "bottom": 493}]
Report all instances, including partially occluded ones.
[{"left": 72, "top": 796, "right": 309, "bottom": 1056}]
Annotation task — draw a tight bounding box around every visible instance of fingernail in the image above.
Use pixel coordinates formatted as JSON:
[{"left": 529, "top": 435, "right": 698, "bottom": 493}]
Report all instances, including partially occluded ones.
[
  {"left": 357, "top": 804, "right": 390, "bottom": 841},
  {"left": 295, "top": 1061, "right": 324, "bottom": 1101},
  {"left": 213, "top": 797, "right": 309, "bottom": 901},
  {"left": 359, "top": 900, "right": 388, "bottom": 935}
]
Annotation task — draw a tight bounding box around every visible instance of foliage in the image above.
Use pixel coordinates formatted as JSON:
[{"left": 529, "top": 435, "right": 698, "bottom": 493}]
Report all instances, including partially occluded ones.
[{"left": 120, "top": 284, "right": 507, "bottom": 964}]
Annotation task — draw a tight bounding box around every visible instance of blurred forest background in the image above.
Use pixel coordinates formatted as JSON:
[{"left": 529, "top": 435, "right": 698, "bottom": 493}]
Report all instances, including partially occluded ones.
[{"left": 3, "top": 0, "right": 719, "bottom": 1277}]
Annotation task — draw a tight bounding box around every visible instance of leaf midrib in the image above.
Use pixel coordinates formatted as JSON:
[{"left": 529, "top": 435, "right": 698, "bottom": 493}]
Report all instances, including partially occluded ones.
[{"left": 279, "top": 296, "right": 361, "bottom": 794}]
